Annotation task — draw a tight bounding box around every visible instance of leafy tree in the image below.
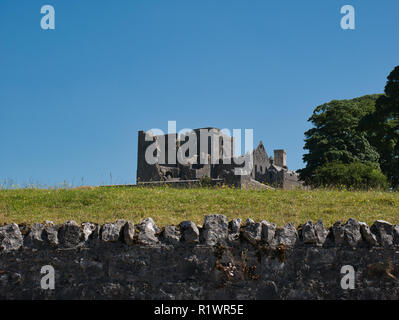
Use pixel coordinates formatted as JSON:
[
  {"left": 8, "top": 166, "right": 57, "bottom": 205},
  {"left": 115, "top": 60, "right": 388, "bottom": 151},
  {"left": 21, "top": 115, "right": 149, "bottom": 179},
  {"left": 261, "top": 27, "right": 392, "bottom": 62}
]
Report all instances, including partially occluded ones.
[
  {"left": 313, "top": 161, "right": 388, "bottom": 190},
  {"left": 298, "top": 95, "right": 381, "bottom": 184},
  {"left": 360, "top": 66, "right": 399, "bottom": 188}
]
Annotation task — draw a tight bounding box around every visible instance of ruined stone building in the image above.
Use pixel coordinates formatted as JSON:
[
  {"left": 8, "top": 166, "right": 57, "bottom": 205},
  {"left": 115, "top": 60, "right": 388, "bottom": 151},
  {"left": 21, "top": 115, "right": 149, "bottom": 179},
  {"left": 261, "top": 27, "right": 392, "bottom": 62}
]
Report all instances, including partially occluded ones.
[{"left": 136, "top": 127, "right": 303, "bottom": 189}]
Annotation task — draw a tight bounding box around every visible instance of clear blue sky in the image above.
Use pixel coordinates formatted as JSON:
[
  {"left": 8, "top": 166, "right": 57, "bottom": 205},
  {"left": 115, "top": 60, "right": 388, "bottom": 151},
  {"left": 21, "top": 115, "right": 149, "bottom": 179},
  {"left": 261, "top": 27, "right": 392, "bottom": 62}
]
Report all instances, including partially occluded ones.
[{"left": 1, "top": 0, "right": 398, "bottom": 187}]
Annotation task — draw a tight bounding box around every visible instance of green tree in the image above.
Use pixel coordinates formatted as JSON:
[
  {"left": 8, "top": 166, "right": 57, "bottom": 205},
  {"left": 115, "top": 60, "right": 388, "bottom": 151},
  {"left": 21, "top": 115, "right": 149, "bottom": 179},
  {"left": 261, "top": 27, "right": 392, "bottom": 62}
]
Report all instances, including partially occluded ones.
[
  {"left": 298, "top": 95, "right": 381, "bottom": 184},
  {"left": 360, "top": 66, "right": 399, "bottom": 188},
  {"left": 313, "top": 161, "right": 388, "bottom": 190}
]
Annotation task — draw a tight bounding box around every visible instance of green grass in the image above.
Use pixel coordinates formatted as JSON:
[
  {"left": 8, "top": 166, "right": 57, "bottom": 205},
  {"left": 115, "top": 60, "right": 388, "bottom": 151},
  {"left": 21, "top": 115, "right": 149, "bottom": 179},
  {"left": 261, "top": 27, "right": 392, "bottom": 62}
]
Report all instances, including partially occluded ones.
[{"left": 0, "top": 186, "right": 399, "bottom": 227}]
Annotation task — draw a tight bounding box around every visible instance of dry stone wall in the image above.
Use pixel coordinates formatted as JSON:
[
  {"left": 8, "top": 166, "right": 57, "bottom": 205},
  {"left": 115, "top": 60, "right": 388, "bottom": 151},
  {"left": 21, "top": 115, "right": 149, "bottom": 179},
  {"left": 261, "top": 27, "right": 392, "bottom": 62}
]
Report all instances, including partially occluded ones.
[{"left": 1, "top": 215, "right": 399, "bottom": 299}]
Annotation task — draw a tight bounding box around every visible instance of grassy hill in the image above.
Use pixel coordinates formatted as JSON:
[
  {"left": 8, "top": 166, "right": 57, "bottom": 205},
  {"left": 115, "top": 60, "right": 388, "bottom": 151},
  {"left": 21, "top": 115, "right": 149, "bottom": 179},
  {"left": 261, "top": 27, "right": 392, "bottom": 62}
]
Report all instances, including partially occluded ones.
[{"left": 1, "top": 186, "right": 399, "bottom": 227}]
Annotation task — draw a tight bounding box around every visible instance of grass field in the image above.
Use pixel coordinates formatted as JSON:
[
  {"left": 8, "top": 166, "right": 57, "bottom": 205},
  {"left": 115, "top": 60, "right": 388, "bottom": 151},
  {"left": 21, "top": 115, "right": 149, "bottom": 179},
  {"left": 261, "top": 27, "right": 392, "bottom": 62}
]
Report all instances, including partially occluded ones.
[{"left": 0, "top": 186, "right": 398, "bottom": 227}]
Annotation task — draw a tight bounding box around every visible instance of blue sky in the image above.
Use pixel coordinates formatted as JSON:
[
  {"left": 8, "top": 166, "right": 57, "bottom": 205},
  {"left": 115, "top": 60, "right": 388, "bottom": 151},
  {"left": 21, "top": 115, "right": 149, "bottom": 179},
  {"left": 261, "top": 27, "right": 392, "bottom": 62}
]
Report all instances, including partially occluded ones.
[{"left": 1, "top": 0, "right": 398, "bottom": 187}]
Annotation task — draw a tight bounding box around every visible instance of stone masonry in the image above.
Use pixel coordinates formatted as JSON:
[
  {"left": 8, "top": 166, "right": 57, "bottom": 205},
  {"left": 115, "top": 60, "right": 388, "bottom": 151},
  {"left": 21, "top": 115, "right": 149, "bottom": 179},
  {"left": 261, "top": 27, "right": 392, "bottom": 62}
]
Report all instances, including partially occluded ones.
[{"left": 1, "top": 216, "right": 399, "bottom": 299}]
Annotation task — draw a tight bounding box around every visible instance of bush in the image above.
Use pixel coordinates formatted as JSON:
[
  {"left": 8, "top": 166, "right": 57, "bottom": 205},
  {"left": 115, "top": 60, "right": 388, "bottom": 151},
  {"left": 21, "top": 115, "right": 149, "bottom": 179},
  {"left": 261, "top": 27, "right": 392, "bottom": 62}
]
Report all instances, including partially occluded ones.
[
  {"left": 312, "top": 161, "right": 388, "bottom": 190},
  {"left": 199, "top": 175, "right": 213, "bottom": 187}
]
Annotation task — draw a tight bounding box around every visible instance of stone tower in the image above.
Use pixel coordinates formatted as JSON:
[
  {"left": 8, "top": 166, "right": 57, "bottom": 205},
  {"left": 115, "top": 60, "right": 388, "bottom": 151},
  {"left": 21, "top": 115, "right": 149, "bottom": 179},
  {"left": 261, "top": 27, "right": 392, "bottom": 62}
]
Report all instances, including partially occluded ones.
[{"left": 274, "top": 149, "right": 287, "bottom": 168}]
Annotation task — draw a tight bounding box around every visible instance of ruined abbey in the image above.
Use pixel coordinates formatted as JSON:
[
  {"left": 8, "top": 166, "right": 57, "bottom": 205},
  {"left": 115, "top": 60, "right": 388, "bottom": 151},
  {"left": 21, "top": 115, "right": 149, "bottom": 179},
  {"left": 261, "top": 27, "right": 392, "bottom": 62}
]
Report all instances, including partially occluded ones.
[{"left": 136, "top": 127, "right": 303, "bottom": 189}]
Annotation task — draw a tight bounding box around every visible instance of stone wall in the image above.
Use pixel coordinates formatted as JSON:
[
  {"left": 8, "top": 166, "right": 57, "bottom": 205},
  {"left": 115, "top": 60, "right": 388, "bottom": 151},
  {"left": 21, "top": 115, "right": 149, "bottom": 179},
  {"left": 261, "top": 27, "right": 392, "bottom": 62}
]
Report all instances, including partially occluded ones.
[{"left": 0, "top": 216, "right": 399, "bottom": 299}]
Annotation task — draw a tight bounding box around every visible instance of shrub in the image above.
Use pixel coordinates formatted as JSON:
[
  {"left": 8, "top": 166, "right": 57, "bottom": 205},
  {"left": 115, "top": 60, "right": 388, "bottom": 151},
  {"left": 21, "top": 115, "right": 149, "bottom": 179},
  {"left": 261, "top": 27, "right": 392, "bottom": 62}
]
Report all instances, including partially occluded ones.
[
  {"left": 199, "top": 175, "right": 213, "bottom": 187},
  {"left": 312, "top": 161, "right": 388, "bottom": 190}
]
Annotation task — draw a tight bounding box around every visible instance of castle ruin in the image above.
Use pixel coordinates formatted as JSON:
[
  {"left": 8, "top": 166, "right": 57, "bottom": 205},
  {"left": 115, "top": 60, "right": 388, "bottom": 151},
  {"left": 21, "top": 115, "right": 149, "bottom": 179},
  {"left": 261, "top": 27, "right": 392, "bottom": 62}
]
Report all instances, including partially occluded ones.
[{"left": 136, "top": 127, "right": 303, "bottom": 189}]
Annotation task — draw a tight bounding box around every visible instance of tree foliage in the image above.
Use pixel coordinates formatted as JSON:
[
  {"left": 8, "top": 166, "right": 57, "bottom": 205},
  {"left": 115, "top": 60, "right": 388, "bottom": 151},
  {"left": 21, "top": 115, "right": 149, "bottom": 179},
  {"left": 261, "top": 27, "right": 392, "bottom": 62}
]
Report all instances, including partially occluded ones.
[
  {"left": 298, "top": 95, "right": 381, "bottom": 184},
  {"left": 313, "top": 161, "right": 388, "bottom": 190},
  {"left": 360, "top": 66, "right": 399, "bottom": 188}
]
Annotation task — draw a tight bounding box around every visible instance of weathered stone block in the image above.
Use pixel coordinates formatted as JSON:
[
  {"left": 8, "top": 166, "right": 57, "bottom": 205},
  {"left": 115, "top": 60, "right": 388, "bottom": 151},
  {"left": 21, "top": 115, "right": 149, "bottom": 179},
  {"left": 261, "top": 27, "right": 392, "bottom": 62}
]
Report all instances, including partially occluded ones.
[
  {"left": 261, "top": 220, "right": 276, "bottom": 244},
  {"left": 228, "top": 218, "right": 241, "bottom": 242},
  {"left": 314, "top": 220, "right": 329, "bottom": 246},
  {"left": 359, "top": 222, "right": 377, "bottom": 246},
  {"left": 201, "top": 214, "right": 228, "bottom": 246},
  {"left": 342, "top": 218, "right": 362, "bottom": 247},
  {"left": 302, "top": 221, "right": 317, "bottom": 244},
  {"left": 58, "top": 220, "right": 82, "bottom": 248},
  {"left": 0, "top": 223, "right": 23, "bottom": 252},
  {"left": 179, "top": 221, "right": 199, "bottom": 244},
  {"left": 137, "top": 218, "right": 159, "bottom": 245},
  {"left": 394, "top": 225, "right": 399, "bottom": 245},
  {"left": 332, "top": 221, "right": 345, "bottom": 245},
  {"left": 273, "top": 223, "right": 298, "bottom": 247},
  {"left": 371, "top": 220, "right": 394, "bottom": 247},
  {"left": 44, "top": 221, "right": 59, "bottom": 245},
  {"left": 24, "top": 223, "right": 46, "bottom": 247},
  {"left": 123, "top": 221, "right": 135, "bottom": 245},
  {"left": 242, "top": 218, "right": 262, "bottom": 245},
  {"left": 82, "top": 222, "right": 98, "bottom": 242},
  {"left": 101, "top": 222, "right": 124, "bottom": 242},
  {"left": 161, "top": 225, "right": 181, "bottom": 245}
]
